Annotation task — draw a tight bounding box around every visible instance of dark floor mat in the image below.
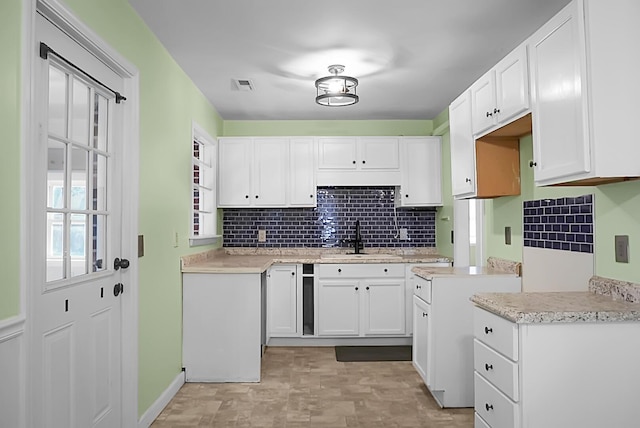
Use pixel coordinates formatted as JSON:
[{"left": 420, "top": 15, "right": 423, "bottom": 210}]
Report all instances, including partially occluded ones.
[{"left": 335, "top": 345, "right": 412, "bottom": 362}]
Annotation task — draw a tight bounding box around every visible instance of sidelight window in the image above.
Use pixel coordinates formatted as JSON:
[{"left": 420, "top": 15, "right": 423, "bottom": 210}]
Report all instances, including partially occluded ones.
[{"left": 190, "top": 123, "right": 219, "bottom": 246}]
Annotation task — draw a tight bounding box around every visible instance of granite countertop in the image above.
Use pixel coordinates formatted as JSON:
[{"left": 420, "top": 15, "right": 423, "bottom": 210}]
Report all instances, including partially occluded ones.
[
  {"left": 181, "top": 248, "right": 452, "bottom": 274},
  {"left": 412, "top": 257, "right": 522, "bottom": 279},
  {"left": 472, "top": 276, "right": 640, "bottom": 323}
]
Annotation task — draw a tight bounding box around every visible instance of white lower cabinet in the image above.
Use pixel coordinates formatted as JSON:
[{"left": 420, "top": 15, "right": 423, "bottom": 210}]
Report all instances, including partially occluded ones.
[
  {"left": 411, "top": 272, "right": 520, "bottom": 408},
  {"left": 317, "top": 264, "right": 405, "bottom": 337},
  {"left": 473, "top": 306, "right": 640, "bottom": 428},
  {"left": 267, "top": 264, "right": 299, "bottom": 337}
]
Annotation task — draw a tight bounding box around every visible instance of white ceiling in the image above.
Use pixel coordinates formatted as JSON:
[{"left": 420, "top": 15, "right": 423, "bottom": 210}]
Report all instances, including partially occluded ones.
[{"left": 128, "top": 0, "right": 571, "bottom": 121}]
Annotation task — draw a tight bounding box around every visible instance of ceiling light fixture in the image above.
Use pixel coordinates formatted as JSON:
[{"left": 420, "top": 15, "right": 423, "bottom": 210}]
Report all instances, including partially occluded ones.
[{"left": 315, "top": 64, "right": 359, "bottom": 107}]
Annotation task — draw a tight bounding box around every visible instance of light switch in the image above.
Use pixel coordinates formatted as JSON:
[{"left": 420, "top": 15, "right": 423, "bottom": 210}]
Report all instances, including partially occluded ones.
[
  {"left": 258, "top": 229, "right": 267, "bottom": 242},
  {"left": 615, "top": 235, "right": 629, "bottom": 263},
  {"left": 138, "top": 235, "right": 144, "bottom": 257}
]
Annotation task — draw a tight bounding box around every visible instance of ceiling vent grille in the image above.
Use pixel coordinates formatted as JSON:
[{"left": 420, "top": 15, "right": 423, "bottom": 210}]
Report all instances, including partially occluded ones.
[{"left": 232, "top": 79, "right": 255, "bottom": 91}]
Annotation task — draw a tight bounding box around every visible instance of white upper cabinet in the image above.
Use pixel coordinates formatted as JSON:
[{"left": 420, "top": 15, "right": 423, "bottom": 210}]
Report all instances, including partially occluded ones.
[
  {"left": 316, "top": 137, "right": 358, "bottom": 170},
  {"left": 316, "top": 137, "right": 401, "bottom": 186},
  {"left": 289, "top": 138, "right": 316, "bottom": 207},
  {"left": 253, "top": 138, "right": 288, "bottom": 206},
  {"left": 218, "top": 137, "right": 288, "bottom": 207},
  {"left": 217, "top": 138, "right": 252, "bottom": 206},
  {"left": 529, "top": 0, "right": 640, "bottom": 185},
  {"left": 396, "top": 137, "right": 442, "bottom": 207},
  {"left": 472, "top": 45, "right": 530, "bottom": 136},
  {"left": 449, "top": 91, "right": 477, "bottom": 198}
]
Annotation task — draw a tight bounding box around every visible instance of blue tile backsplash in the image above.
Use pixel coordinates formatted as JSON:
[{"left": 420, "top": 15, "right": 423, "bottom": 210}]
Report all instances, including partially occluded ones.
[
  {"left": 523, "top": 194, "right": 594, "bottom": 253},
  {"left": 223, "top": 187, "right": 437, "bottom": 248}
]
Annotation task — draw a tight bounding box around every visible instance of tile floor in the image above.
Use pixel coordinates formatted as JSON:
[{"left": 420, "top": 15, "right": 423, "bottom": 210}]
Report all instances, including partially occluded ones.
[{"left": 151, "top": 347, "right": 474, "bottom": 427}]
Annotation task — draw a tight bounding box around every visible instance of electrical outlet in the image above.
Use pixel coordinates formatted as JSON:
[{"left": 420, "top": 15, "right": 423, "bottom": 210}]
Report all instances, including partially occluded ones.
[
  {"left": 399, "top": 228, "right": 409, "bottom": 240},
  {"left": 505, "top": 226, "right": 512, "bottom": 245},
  {"left": 258, "top": 229, "right": 267, "bottom": 242},
  {"left": 615, "top": 235, "right": 629, "bottom": 263}
]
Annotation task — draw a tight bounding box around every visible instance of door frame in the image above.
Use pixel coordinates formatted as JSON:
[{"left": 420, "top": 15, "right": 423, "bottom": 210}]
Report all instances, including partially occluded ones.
[{"left": 22, "top": 1, "right": 140, "bottom": 427}]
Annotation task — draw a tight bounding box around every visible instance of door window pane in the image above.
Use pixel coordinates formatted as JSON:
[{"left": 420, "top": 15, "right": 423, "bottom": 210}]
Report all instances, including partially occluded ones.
[
  {"left": 92, "top": 215, "right": 107, "bottom": 272},
  {"left": 47, "top": 213, "right": 64, "bottom": 282},
  {"left": 92, "top": 153, "right": 107, "bottom": 211},
  {"left": 94, "top": 93, "right": 108, "bottom": 151},
  {"left": 47, "top": 140, "right": 66, "bottom": 209},
  {"left": 70, "top": 215, "right": 87, "bottom": 277},
  {"left": 71, "top": 147, "right": 88, "bottom": 210},
  {"left": 48, "top": 67, "right": 67, "bottom": 137},
  {"left": 71, "top": 79, "right": 90, "bottom": 145}
]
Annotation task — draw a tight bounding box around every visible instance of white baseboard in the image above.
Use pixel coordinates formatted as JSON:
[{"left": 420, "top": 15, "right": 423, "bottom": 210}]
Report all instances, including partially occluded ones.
[
  {"left": 138, "top": 370, "right": 185, "bottom": 428},
  {"left": 267, "top": 336, "right": 412, "bottom": 347},
  {"left": 0, "top": 318, "right": 25, "bottom": 428}
]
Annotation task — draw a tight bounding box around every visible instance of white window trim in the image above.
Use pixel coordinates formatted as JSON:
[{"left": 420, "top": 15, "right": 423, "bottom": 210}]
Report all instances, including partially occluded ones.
[{"left": 190, "top": 121, "right": 220, "bottom": 247}]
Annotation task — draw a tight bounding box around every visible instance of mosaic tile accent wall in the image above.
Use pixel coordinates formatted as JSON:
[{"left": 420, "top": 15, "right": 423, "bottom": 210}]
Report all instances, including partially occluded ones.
[
  {"left": 223, "top": 187, "right": 436, "bottom": 248},
  {"left": 523, "top": 194, "right": 594, "bottom": 253}
]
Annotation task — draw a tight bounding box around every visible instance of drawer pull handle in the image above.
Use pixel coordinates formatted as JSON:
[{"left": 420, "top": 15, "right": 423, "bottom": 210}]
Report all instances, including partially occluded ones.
[
  {"left": 485, "top": 403, "right": 494, "bottom": 411},
  {"left": 485, "top": 363, "right": 493, "bottom": 371},
  {"left": 484, "top": 327, "right": 493, "bottom": 334}
]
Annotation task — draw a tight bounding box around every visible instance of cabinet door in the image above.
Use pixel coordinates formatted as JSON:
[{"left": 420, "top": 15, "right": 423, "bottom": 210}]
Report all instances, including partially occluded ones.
[
  {"left": 363, "top": 279, "right": 405, "bottom": 335},
  {"left": 471, "top": 70, "right": 497, "bottom": 135},
  {"left": 218, "top": 138, "right": 252, "bottom": 206},
  {"left": 412, "top": 296, "right": 431, "bottom": 386},
  {"left": 317, "top": 280, "right": 360, "bottom": 336},
  {"left": 529, "top": 0, "right": 590, "bottom": 184},
  {"left": 495, "top": 45, "right": 529, "bottom": 124},
  {"left": 398, "top": 137, "right": 442, "bottom": 207},
  {"left": 253, "top": 138, "right": 288, "bottom": 206},
  {"left": 317, "top": 137, "right": 357, "bottom": 170},
  {"left": 289, "top": 138, "right": 316, "bottom": 206},
  {"left": 267, "top": 265, "right": 299, "bottom": 337},
  {"left": 359, "top": 137, "right": 399, "bottom": 170},
  {"left": 449, "top": 91, "right": 476, "bottom": 198}
]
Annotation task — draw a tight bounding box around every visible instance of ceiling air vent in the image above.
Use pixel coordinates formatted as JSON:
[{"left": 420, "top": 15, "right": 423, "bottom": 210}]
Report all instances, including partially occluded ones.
[{"left": 232, "top": 79, "right": 255, "bottom": 91}]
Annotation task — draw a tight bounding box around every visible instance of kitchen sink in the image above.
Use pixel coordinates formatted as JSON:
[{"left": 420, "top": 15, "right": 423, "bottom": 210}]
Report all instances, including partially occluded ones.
[{"left": 320, "top": 253, "right": 402, "bottom": 260}]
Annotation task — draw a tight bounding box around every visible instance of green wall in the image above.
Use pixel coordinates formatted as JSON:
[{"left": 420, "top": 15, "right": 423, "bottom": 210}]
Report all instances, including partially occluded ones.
[
  {"left": 223, "top": 119, "right": 433, "bottom": 136},
  {"left": 484, "top": 134, "right": 640, "bottom": 283},
  {"left": 39, "top": 0, "right": 222, "bottom": 416},
  {"left": 0, "top": 0, "right": 22, "bottom": 319}
]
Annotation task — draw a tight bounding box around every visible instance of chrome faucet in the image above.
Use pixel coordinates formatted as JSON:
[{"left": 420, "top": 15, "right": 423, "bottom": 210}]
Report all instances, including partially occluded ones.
[{"left": 351, "top": 219, "right": 364, "bottom": 254}]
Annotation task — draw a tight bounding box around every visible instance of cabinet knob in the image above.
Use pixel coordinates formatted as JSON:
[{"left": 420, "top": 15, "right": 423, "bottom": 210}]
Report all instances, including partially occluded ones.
[
  {"left": 310, "top": 194, "right": 313, "bottom": 198},
  {"left": 338, "top": 268, "right": 342, "bottom": 273},
  {"left": 422, "top": 312, "right": 428, "bottom": 317},
  {"left": 366, "top": 286, "right": 370, "bottom": 290},
  {"left": 484, "top": 326, "right": 493, "bottom": 334},
  {"left": 485, "top": 403, "right": 494, "bottom": 411},
  {"left": 405, "top": 194, "right": 409, "bottom": 198},
  {"left": 255, "top": 195, "right": 259, "bottom": 199},
  {"left": 362, "top": 160, "right": 366, "bottom": 164},
  {"left": 352, "top": 160, "right": 356, "bottom": 164},
  {"left": 416, "top": 285, "right": 421, "bottom": 289},
  {"left": 245, "top": 195, "right": 249, "bottom": 198},
  {"left": 291, "top": 272, "right": 295, "bottom": 276},
  {"left": 486, "top": 111, "right": 493, "bottom": 117},
  {"left": 485, "top": 363, "right": 493, "bottom": 371},
  {"left": 465, "top": 177, "right": 471, "bottom": 183},
  {"left": 529, "top": 160, "right": 537, "bottom": 167},
  {"left": 355, "top": 286, "right": 359, "bottom": 291},
  {"left": 384, "top": 268, "right": 388, "bottom": 273},
  {"left": 494, "top": 108, "right": 500, "bottom": 114}
]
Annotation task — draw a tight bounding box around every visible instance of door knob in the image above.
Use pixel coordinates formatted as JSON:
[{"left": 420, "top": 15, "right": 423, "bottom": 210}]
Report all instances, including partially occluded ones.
[{"left": 114, "top": 257, "right": 130, "bottom": 271}]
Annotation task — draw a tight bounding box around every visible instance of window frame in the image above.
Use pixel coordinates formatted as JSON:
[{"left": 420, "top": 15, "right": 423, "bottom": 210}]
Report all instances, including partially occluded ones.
[{"left": 190, "top": 122, "right": 220, "bottom": 246}]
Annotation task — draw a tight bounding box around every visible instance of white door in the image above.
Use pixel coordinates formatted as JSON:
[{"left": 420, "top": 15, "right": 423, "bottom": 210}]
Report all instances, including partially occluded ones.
[
  {"left": 317, "top": 280, "right": 360, "bottom": 336},
  {"left": 449, "top": 91, "right": 476, "bottom": 197},
  {"left": 253, "top": 138, "right": 288, "bottom": 206},
  {"left": 267, "top": 265, "right": 298, "bottom": 337},
  {"left": 31, "top": 14, "right": 126, "bottom": 428},
  {"left": 217, "top": 138, "right": 252, "bottom": 206},
  {"left": 363, "top": 280, "right": 405, "bottom": 335},
  {"left": 412, "top": 296, "right": 431, "bottom": 386}
]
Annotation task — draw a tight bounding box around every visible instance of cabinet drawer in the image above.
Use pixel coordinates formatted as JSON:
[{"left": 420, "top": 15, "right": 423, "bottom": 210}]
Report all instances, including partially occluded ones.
[
  {"left": 474, "top": 372, "right": 519, "bottom": 428},
  {"left": 474, "top": 413, "right": 491, "bottom": 428},
  {"left": 474, "top": 339, "right": 519, "bottom": 402},
  {"left": 318, "top": 263, "right": 404, "bottom": 278},
  {"left": 412, "top": 276, "right": 432, "bottom": 304},
  {"left": 474, "top": 307, "right": 518, "bottom": 361}
]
